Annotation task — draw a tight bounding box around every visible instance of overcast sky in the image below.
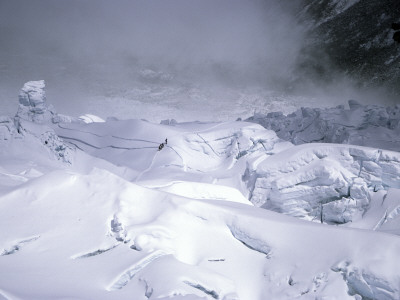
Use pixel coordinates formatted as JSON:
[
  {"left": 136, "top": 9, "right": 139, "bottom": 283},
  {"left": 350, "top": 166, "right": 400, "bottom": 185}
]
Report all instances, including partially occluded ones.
[
  {"left": 0, "top": 1, "right": 308, "bottom": 116},
  {"left": 5, "top": 0, "right": 389, "bottom": 119},
  {"left": 1, "top": 1, "right": 302, "bottom": 81}
]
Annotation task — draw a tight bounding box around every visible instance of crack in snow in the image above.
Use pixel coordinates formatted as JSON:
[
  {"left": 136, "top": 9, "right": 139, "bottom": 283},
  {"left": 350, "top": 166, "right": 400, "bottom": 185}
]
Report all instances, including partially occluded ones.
[
  {"left": 183, "top": 280, "right": 219, "bottom": 299},
  {"left": 332, "top": 261, "right": 399, "bottom": 300},
  {"left": 196, "top": 133, "right": 221, "bottom": 157},
  {"left": 57, "top": 124, "right": 159, "bottom": 144},
  {"left": 71, "top": 244, "right": 119, "bottom": 259},
  {"left": 208, "top": 258, "right": 225, "bottom": 262},
  {"left": 59, "top": 135, "right": 157, "bottom": 150},
  {"left": 107, "top": 250, "right": 168, "bottom": 291},
  {"left": 1, "top": 236, "right": 40, "bottom": 256},
  {"left": 139, "top": 278, "right": 154, "bottom": 299},
  {"left": 228, "top": 225, "right": 272, "bottom": 257}
]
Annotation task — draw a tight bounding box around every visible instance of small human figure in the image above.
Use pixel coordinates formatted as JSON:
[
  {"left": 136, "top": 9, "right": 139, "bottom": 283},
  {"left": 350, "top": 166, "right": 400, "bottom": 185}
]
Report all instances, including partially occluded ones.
[
  {"left": 158, "top": 143, "right": 164, "bottom": 151},
  {"left": 165, "top": 138, "right": 168, "bottom": 144}
]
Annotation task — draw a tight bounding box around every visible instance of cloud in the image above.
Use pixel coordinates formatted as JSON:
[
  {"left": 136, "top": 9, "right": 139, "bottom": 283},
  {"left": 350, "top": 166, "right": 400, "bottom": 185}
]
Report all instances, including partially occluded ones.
[
  {"left": 0, "top": 0, "right": 305, "bottom": 87},
  {"left": 3, "top": 0, "right": 392, "bottom": 118}
]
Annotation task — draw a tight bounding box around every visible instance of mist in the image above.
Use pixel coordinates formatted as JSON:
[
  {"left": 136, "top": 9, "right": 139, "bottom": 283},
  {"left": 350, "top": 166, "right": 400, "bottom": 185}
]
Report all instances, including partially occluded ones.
[{"left": 0, "top": 0, "right": 396, "bottom": 121}]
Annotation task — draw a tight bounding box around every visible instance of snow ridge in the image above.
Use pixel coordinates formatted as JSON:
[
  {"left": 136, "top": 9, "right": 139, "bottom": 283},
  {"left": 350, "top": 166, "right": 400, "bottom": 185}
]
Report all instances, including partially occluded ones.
[
  {"left": 0, "top": 81, "right": 400, "bottom": 299},
  {"left": 246, "top": 100, "right": 400, "bottom": 152}
]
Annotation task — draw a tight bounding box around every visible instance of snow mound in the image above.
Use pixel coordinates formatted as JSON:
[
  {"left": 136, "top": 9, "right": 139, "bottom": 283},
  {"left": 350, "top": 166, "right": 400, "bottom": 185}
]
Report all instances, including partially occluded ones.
[
  {"left": 0, "top": 168, "right": 399, "bottom": 299},
  {"left": 54, "top": 118, "right": 283, "bottom": 193},
  {"left": 79, "top": 114, "right": 105, "bottom": 123}
]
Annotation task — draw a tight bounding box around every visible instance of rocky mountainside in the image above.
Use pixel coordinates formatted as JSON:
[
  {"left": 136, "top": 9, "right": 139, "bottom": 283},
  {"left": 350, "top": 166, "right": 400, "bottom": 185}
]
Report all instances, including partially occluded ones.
[{"left": 296, "top": 0, "right": 400, "bottom": 95}]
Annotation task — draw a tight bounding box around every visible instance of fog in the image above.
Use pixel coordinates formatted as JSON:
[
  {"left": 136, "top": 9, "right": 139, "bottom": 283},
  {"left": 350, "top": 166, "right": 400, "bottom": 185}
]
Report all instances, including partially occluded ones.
[{"left": 0, "top": 0, "right": 396, "bottom": 121}]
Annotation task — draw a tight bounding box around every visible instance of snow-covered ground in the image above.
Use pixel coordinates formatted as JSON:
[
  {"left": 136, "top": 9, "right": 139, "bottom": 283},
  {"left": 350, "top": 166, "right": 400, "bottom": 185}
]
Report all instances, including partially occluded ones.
[
  {"left": 247, "top": 100, "right": 400, "bottom": 151},
  {"left": 0, "top": 81, "right": 399, "bottom": 300}
]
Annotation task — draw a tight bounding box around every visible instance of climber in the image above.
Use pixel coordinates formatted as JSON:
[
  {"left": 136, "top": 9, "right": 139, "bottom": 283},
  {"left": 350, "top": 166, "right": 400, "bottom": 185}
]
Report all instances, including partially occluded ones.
[{"left": 165, "top": 138, "right": 168, "bottom": 144}]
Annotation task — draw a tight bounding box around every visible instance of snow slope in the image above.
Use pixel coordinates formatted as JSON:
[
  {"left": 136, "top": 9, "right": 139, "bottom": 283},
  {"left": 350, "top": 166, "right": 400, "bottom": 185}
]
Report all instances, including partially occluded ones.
[
  {"left": 0, "top": 81, "right": 400, "bottom": 300},
  {"left": 1, "top": 168, "right": 400, "bottom": 300}
]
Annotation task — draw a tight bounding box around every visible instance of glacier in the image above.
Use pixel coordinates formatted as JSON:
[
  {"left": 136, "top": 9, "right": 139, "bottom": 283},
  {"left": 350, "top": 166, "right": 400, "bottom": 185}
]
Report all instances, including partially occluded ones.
[{"left": 0, "top": 81, "right": 399, "bottom": 300}]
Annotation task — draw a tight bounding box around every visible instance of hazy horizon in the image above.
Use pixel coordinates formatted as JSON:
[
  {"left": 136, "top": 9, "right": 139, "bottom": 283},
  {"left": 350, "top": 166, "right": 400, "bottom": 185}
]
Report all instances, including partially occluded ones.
[{"left": 0, "top": 0, "right": 397, "bottom": 121}]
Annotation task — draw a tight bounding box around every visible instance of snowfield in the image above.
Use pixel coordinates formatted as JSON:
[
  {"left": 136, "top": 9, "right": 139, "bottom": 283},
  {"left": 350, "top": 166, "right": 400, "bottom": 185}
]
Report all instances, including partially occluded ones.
[{"left": 0, "top": 81, "right": 399, "bottom": 300}]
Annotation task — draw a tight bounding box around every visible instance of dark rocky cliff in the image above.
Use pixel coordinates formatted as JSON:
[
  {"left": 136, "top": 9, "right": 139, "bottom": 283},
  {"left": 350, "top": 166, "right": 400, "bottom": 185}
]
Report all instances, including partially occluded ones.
[{"left": 295, "top": 0, "right": 400, "bottom": 95}]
